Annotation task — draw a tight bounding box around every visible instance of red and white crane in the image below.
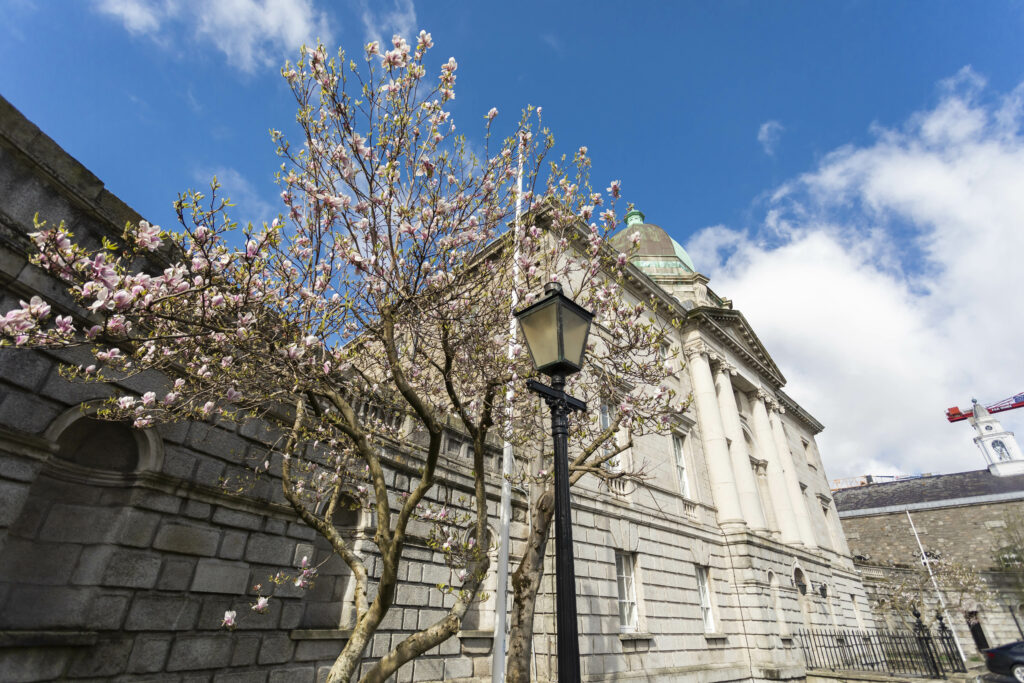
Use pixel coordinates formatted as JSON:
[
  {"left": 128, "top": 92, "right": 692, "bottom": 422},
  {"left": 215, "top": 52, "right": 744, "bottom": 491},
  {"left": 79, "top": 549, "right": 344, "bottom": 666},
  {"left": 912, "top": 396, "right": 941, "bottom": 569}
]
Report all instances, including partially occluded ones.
[{"left": 946, "top": 392, "right": 1024, "bottom": 423}]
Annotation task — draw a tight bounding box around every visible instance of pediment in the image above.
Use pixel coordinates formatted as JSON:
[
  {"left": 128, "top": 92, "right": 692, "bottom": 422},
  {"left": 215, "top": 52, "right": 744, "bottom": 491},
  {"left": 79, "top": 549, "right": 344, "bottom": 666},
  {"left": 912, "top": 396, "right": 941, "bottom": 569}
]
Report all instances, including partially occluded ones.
[{"left": 687, "top": 307, "right": 786, "bottom": 387}]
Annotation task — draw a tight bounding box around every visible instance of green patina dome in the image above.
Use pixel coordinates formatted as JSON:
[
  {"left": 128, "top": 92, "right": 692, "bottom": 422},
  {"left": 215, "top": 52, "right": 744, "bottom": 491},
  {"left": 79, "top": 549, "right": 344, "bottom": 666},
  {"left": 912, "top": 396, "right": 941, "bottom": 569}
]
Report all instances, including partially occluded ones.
[{"left": 612, "top": 209, "right": 696, "bottom": 273}]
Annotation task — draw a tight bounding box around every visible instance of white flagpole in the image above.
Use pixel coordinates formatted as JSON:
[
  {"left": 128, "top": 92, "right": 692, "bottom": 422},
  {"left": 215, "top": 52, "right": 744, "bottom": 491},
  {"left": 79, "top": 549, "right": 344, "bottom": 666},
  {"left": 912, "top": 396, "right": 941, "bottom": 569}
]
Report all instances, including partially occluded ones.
[
  {"left": 906, "top": 510, "right": 966, "bottom": 663},
  {"left": 492, "top": 137, "right": 525, "bottom": 683}
]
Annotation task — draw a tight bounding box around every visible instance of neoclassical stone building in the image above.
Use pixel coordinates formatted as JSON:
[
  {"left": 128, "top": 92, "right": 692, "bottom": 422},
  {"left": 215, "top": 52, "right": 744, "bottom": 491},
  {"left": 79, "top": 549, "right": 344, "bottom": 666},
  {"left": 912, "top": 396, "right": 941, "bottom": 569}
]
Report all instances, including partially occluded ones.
[{"left": 0, "top": 95, "right": 870, "bottom": 682}]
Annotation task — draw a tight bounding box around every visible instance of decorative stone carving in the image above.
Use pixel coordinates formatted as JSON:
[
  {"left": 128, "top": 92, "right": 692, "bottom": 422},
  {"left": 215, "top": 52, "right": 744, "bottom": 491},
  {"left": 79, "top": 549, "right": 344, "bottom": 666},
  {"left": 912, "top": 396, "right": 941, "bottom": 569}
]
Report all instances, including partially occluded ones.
[{"left": 683, "top": 341, "right": 709, "bottom": 359}]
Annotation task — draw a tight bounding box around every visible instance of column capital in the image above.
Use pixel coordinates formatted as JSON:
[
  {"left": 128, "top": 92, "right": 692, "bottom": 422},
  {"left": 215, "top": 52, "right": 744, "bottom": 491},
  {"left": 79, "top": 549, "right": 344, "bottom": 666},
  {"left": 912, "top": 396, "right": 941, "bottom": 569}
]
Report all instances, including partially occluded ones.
[
  {"left": 712, "top": 359, "right": 737, "bottom": 377},
  {"left": 755, "top": 387, "right": 773, "bottom": 403},
  {"left": 684, "top": 340, "right": 712, "bottom": 360}
]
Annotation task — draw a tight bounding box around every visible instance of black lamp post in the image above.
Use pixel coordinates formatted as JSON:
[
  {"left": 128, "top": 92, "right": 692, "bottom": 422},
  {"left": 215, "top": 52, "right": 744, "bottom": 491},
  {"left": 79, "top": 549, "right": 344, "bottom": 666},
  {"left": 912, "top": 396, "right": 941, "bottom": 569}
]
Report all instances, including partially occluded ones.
[{"left": 514, "top": 281, "right": 593, "bottom": 683}]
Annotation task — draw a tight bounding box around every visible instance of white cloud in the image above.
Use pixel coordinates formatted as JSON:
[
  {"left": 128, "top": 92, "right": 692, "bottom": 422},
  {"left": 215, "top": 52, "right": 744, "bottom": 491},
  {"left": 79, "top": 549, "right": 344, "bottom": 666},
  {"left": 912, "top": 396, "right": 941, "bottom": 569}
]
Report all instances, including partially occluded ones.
[
  {"left": 96, "top": 0, "right": 161, "bottom": 33},
  {"left": 93, "top": 0, "right": 332, "bottom": 72},
  {"left": 688, "top": 67, "right": 1024, "bottom": 480},
  {"left": 357, "top": 0, "right": 417, "bottom": 47},
  {"left": 541, "top": 33, "right": 562, "bottom": 52},
  {"left": 757, "top": 120, "right": 784, "bottom": 156}
]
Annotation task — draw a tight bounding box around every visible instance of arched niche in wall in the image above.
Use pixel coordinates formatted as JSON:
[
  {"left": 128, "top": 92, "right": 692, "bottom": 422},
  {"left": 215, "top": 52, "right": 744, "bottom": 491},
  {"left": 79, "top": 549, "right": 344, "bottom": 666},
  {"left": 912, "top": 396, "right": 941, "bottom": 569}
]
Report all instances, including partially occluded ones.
[
  {"left": 792, "top": 567, "right": 807, "bottom": 595},
  {"left": 0, "top": 401, "right": 163, "bottom": 631},
  {"left": 44, "top": 402, "right": 164, "bottom": 475},
  {"left": 767, "top": 569, "right": 789, "bottom": 638},
  {"left": 792, "top": 565, "right": 812, "bottom": 628}
]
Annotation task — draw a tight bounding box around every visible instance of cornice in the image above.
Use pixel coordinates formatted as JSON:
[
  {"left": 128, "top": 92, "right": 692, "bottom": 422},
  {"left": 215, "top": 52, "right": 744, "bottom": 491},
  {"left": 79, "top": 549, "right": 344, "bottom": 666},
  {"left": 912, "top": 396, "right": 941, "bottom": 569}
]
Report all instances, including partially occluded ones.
[
  {"left": 686, "top": 307, "right": 786, "bottom": 389},
  {"left": 776, "top": 389, "right": 825, "bottom": 434}
]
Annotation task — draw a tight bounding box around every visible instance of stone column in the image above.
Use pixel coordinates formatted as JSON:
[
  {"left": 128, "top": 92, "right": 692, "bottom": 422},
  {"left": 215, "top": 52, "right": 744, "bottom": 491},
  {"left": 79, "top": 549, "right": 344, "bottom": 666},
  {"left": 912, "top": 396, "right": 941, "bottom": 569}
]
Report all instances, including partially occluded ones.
[
  {"left": 751, "top": 390, "right": 801, "bottom": 545},
  {"left": 768, "top": 404, "right": 817, "bottom": 548},
  {"left": 714, "top": 361, "right": 768, "bottom": 532},
  {"left": 684, "top": 342, "right": 745, "bottom": 528}
]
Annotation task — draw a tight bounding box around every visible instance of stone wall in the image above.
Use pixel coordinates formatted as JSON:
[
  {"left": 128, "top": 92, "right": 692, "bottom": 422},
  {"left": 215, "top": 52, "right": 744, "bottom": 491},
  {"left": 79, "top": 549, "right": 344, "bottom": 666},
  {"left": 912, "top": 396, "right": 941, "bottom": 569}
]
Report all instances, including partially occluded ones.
[
  {"left": 0, "top": 93, "right": 518, "bottom": 682},
  {"left": 842, "top": 499, "right": 1024, "bottom": 569},
  {"left": 842, "top": 498, "right": 1024, "bottom": 657}
]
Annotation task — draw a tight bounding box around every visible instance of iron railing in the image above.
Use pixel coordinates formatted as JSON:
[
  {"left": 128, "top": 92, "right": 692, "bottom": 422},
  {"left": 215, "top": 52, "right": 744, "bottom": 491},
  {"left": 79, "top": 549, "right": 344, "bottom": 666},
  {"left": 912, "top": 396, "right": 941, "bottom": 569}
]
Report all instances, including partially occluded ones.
[{"left": 798, "top": 616, "right": 965, "bottom": 679}]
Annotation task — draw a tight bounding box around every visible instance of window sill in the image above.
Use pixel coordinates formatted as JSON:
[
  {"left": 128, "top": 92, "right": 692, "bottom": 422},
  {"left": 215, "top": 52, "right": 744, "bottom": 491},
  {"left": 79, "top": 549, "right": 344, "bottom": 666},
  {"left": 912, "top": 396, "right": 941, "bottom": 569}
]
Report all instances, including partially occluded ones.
[
  {"left": 703, "top": 632, "right": 728, "bottom": 641},
  {"left": 458, "top": 629, "right": 494, "bottom": 656},
  {"left": 618, "top": 631, "right": 653, "bottom": 641},
  {"left": 457, "top": 629, "right": 494, "bottom": 639}
]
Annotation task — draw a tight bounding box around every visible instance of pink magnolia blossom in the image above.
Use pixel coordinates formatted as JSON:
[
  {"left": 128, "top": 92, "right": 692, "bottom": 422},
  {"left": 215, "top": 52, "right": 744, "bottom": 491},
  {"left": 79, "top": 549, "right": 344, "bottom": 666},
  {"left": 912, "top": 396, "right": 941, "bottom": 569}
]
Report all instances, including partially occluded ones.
[
  {"left": 135, "top": 220, "right": 162, "bottom": 251},
  {"left": 0, "top": 35, "right": 685, "bottom": 683},
  {"left": 54, "top": 315, "right": 73, "bottom": 335}
]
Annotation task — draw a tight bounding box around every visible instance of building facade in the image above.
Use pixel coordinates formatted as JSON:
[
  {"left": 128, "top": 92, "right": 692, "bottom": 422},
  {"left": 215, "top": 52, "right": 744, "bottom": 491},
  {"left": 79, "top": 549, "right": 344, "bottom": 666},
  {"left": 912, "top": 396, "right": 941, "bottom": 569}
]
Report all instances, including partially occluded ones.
[
  {"left": 0, "top": 95, "right": 869, "bottom": 682},
  {"left": 835, "top": 403, "right": 1024, "bottom": 658}
]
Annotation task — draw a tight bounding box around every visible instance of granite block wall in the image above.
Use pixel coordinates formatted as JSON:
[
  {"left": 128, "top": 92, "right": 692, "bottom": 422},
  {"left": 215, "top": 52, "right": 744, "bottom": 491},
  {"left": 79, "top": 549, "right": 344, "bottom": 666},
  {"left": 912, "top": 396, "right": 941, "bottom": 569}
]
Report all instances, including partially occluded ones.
[{"left": 843, "top": 500, "right": 1024, "bottom": 656}]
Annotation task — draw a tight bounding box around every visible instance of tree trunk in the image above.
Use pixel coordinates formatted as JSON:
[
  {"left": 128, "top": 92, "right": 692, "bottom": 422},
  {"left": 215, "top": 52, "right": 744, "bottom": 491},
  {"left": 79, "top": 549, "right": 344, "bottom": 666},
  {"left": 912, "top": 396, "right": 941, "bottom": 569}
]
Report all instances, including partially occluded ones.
[
  {"left": 326, "top": 620, "right": 376, "bottom": 683},
  {"left": 506, "top": 486, "right": 555, "bottom": 683}
]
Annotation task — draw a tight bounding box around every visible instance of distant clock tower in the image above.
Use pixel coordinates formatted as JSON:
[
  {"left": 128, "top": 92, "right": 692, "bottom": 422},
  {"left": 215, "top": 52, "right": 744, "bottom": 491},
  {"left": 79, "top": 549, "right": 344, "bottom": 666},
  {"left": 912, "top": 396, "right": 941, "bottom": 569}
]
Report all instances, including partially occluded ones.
[{"left": 969, "top": 399, "right": 1024, "bottom": 475}]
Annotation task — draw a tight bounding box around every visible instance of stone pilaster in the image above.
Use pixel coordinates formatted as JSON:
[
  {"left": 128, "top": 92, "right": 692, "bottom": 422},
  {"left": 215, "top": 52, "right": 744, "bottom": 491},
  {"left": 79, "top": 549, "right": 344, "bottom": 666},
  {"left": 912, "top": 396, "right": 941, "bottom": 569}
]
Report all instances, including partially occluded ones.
[
  {"left": 684, "top": 342, "right": 745, "bottom": 528},
  {"left": 751, "top": 390, "right": 801, "bottom": 545},
  {"left": 713, "top": 360, "right": 768, "bottom": 532},
  {"left": 768, "top": 402, "right": 817, "bottom": 548}
]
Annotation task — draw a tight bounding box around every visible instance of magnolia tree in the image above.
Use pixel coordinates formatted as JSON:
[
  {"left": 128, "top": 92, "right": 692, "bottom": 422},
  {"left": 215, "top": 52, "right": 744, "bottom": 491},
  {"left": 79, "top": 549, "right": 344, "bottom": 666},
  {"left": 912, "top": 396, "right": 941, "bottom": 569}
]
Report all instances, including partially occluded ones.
[
  {"left": 0, "top": 32, "right": 682, "bottom": 683},
  {"left": 872, "top": 556, "right": 993, "bottom": 628}
]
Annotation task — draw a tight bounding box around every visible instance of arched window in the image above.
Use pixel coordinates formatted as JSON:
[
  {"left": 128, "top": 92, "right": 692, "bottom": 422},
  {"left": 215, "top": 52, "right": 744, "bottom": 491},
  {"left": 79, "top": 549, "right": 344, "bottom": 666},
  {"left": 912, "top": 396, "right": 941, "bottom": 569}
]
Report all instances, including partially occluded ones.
[
  {"left": 793, "top": 567, "right": 811, "bottom": 628},
  {"left": 793, "top": 568, "right": 807, "bottom": 595}
]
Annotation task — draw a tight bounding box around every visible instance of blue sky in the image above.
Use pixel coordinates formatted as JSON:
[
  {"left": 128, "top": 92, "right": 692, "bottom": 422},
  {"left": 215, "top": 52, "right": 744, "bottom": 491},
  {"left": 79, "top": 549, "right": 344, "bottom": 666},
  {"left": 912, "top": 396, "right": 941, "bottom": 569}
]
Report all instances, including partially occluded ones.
[{"left": 2, "top": 0, "right": 1024, "bottom": 479}]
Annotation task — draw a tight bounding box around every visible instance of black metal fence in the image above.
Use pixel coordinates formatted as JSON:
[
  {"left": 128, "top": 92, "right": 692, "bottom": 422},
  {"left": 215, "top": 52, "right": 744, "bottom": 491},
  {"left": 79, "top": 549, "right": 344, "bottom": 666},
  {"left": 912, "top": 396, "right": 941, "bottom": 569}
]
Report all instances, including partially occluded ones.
[{"left": 798, "top": 619, "right": 965, "bottom": 679}]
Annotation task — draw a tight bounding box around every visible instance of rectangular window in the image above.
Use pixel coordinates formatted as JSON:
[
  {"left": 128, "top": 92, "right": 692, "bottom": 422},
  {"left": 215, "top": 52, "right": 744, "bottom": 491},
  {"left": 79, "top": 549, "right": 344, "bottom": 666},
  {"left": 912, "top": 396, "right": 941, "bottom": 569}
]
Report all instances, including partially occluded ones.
[
  {"left": 600, "top": 402, "right": 612, "bottom": 433},
  {"left": 659, "top": 343, "right": 675, "bottom": 372},
  {"left": 446, "top": 432, "right": 467, "bottom": 458},
  {"left": 600, "top": 403, "right": 621, "bottom": 472},
  {"left": 696, "top": 565, "right": 715, "bottom": 632},
  {"left": 802, "top": 438, "right": 816, "bottom": 468},
  {"left": 822, "top": 503, "right": 841, "bottom": 551},
  {"left": 673, "top": 433, "right": 691, "bottom": 498},
  {"left": 615, "top": 552, "right": 639, "bottom": 632}
]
